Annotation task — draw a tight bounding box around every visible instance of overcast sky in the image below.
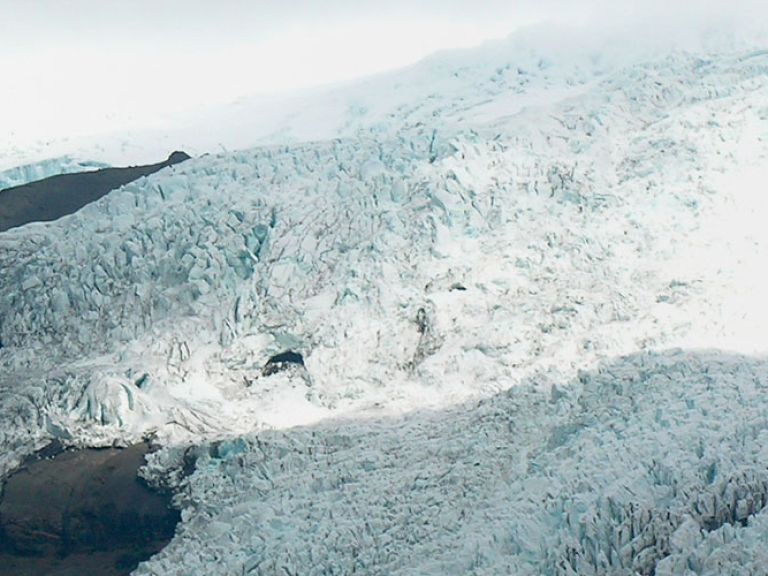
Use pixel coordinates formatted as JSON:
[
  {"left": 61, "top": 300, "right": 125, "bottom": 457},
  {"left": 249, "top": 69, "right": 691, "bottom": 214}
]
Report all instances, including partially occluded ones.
[{"left": 1, "top": 0, "right": 765, "bottom": 145}]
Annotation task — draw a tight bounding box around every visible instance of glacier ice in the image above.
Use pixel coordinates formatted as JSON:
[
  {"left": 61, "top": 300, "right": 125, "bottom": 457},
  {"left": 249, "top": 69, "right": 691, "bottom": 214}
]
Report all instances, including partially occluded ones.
[
  {"left": 133, "top": 350, "right": 768, "bottom": 575},
  {"left": 0, "top": 157, "right": 109, "bottom": 190},
  {"left": 2, "top": 33, "right": 768, "bottom": 575}
]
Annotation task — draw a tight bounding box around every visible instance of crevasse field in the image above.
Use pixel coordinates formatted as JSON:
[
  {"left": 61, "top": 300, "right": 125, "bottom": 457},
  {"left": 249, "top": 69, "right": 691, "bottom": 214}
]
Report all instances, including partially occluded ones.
[{"left": 3, "top": 29, "right": 768, "bottom": 574}]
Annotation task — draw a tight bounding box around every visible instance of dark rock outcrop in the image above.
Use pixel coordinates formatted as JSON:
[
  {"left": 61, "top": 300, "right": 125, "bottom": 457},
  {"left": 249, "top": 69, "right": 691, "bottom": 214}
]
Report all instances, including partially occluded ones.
[
  {"left": 0, "top": 151, "right": 191, "bottom": 232},
  {"left": 0, "top": 443, "right": 179, "bottom": 575}
]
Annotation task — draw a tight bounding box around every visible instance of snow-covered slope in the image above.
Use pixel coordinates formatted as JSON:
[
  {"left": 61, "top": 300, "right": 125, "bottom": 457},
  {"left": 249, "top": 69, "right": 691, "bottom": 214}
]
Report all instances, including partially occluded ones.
[
  {"left": 2, "top": 33, "right": 768, "bottom": 575},
  {"left": 0, "top": 25, "right": 669, "bottom": 172}
]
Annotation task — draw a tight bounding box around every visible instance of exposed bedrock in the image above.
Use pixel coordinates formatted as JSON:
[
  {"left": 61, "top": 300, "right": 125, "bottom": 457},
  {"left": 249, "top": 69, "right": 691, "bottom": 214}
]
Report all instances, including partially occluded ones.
[
  {"left": 0, "top": 443, "right": 180, "bottom": 576},
  {"left": 0, "top": 151, "right": 190, "bottom": 232}
]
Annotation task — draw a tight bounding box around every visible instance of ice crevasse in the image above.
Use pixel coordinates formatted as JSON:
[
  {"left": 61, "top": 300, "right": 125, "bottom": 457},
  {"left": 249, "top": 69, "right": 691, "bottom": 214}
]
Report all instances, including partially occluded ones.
[{"left": 1, "top": 44, "right": 768, "bottom": 574}]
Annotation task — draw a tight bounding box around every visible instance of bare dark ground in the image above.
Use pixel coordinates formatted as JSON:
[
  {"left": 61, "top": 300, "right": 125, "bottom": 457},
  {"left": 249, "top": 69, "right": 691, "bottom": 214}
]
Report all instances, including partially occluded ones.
[
  {"left": 0, "top": 151, "right": 190, "bottom": 232},
  {"left": 0, "top": 443, "right": 180, "bottom": 576}
]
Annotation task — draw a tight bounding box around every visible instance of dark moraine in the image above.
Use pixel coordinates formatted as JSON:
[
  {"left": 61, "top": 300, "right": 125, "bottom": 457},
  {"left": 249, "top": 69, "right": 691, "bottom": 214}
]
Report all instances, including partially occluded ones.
[
  {"left": 0, "top": 443, "right": 180, "bottom": 576},
  {"left": 0, "top": 151, "right": 191, "bottom": 232}
]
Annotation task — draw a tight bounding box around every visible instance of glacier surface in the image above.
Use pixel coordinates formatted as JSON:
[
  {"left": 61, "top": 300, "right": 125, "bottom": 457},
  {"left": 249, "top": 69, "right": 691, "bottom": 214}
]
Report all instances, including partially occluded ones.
[
  {"left": 0, "top": 157, "right": 110, "bottom": 190},
  {"left": 2, "top": 31, "right": 768, "bottom": 575}
]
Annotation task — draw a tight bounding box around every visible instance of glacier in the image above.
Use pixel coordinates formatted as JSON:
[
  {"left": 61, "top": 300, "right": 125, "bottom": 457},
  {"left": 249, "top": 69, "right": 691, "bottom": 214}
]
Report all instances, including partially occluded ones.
[
  {"left": 136, "top": 349, "right": 768, "bottom": 575},
  {"left": 0, "top": 157, "right": 110, "bottom": 190},
  {"left": 2, "top": 29, "right": 768, "bottom": 575}
]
